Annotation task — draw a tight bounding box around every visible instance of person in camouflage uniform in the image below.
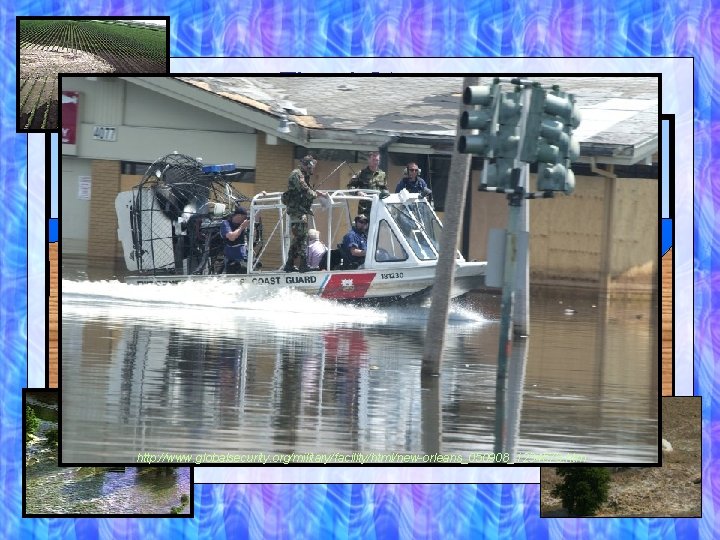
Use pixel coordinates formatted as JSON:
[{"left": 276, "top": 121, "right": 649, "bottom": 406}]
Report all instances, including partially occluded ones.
[
  {"left": 347, "top": 151, "right": 388, "bottom": 218},
  {"left": 283, "top": 155, "right": 328, "bottom": 272}
]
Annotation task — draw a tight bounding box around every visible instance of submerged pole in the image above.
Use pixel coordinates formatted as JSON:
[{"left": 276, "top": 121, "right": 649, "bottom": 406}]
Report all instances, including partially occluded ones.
[{"left": 421, "top": 77, "right": 478, "bottom": 377}]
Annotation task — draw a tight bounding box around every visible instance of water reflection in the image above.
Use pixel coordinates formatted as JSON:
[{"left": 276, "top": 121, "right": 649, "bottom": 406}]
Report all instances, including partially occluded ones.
[{"left": 62, "top": 279, "right": 658, "bottom": 464}]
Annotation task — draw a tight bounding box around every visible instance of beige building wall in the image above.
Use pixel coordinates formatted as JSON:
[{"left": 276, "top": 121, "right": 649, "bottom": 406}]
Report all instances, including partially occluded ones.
[
  {"left": 606, "top": 178, "right": 658, "bottom": 292},
  {"left": 253, "top": 138, "right": 295, "bottom": 269},
  {"left": 254, "top": 138, "right": 295, "bottom": 193},
  {"left": 530, "top": 174, "right": 606, "bottom": 286},
  {"left": 87, "top": 160, "right": 121, "bottom": 280},
  {"left": 467, "top": 171, "right": 658, "bottom": 293}
]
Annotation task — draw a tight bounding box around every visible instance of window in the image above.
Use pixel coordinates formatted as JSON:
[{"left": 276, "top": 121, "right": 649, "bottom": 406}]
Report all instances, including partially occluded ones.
[
  {"left": 121, "top": 161, "right": 152, "bottom": 175},
  {"left": 389, "top": 154, "right": 451, "bottom": 211},
  {"left": 409, "top": 201, "right": 442, "bottom": 253},
  {"left": 425, "top": 155, "right": 450, "bottom": 212},
  {"left": 386, "top": 203, "right": 437, "bottom": 261},
  {"left": 374, "top": 220, "right": 408, "bottom": 262}
]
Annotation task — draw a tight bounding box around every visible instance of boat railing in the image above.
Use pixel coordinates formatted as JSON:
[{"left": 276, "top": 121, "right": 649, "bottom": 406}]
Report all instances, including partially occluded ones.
[
  {"left": 250, "top": 189, "right": 381, "bottom": 206},
  {"left": 247, "top": 190, "right": 383, "bottom": 272}
]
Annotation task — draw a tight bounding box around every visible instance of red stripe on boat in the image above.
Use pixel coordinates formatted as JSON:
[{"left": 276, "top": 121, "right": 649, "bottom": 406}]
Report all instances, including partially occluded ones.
[{"left": 321, "top": 273, "right": 376, "bottom": 299}]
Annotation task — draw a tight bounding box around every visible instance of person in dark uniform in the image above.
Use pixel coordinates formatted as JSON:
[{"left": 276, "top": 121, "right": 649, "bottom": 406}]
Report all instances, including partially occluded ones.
[
  {"left": 340, "top": 215, "right": 369, "bottom": 268},
  {"left": 220, "top": 206, "right": 250, "bottom": 273},
  {"left": 395, "top": 162, "right": 432, "bottom": 199}
]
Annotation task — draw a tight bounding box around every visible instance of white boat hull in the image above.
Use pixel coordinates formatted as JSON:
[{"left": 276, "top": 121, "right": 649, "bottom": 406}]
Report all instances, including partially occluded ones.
[
  {"left": 115, "top": 161, "right": 487, "bottom": 302},
  {"left": 125, "top": 262, "right": 486, "bottom": 302}
]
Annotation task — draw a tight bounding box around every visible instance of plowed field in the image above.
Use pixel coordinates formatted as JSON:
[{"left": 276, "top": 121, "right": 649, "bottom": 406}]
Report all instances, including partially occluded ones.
[{"left": 18, "top": 19, "right": 167, "bottom": 130}]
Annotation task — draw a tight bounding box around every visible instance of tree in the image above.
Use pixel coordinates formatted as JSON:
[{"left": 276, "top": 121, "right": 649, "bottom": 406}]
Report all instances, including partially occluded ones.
[
  {"left": 26, "top": 406, "right": 40, "bottom": 441},
  {"left": 552, "top": 467, "right": 611, "bottom": 516}
]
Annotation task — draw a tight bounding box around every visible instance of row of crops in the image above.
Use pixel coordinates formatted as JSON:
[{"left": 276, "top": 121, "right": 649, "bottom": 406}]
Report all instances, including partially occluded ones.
[
  {"left": 18, "top": 19, "right": 167, "bottom": 129},
  {"left": 18, "top": 75, "right": 57, "bottom": 130},
  {"left": 19, "top": 19, "right": 167, "bottom": 72}
]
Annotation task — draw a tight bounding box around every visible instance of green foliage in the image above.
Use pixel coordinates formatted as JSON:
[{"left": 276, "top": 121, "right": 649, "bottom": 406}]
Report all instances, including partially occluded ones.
[
  {"left": 170, "top": 493, "right": 190, "bottom": 514},
  {"left": 26, "top": 406, "right": 40, "bottom": 441},
  {"left": 552, "top": 467, "right": 611, "bottom": 516}
]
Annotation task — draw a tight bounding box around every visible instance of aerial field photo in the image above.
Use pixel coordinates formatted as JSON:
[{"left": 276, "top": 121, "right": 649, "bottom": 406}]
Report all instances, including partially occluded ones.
[{"left": 18, "top": 18, "right": 168, "bottom": 131}]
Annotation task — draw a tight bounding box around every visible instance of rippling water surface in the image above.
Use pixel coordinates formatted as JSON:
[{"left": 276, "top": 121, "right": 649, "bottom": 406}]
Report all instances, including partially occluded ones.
[
  {"left": 61, "top": 276, "right": 658, "bottom": 465},
  {"left": 26, "top": 400, "right": 191, "bottom": 515}
]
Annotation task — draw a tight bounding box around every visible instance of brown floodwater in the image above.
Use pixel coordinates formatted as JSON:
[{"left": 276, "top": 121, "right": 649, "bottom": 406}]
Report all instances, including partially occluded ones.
[{"left": 60, "top": 272, "right": 658, "bottom": 466}]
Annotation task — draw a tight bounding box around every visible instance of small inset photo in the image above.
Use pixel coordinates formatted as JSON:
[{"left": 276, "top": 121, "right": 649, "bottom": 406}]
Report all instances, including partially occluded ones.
[
  {"left": 23, "top": 389, "right": 192, "bottom": 517},
  {"left": 540, "top": 396, "right": 701, "bottom": 518},
  {"left": 17, "top": 16, "right": 168, "bottom": 132}
]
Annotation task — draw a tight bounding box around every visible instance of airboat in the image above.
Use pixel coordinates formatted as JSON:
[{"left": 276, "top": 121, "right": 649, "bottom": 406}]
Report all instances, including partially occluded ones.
[{"left": 115, "top": 153, "right": 486, "bottom": 301}]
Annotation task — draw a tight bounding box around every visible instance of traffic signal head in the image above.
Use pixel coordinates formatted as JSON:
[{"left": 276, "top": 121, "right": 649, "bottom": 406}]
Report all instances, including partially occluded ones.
[
  {"left": 536, "top": 163, "right": 576, "bottom": 194},
  {"left": 463, "top": 85, "right": 494, "bottom": 107},
  {"left": 459, "top": 80, "right": 581, "bottom": 195},
  {"left": 458, "top": 82, "right": 499, "bottom": 159},
  {"left": 483, "top": 158, "right": 521, "bottom": 190},
  {"left": 544, "top": 92, "right": 582, "bottom": 129},
  {"left": 493, "top": 91, "right": 522, "bottom": 159},
  {"left": 520, "top": 86, "right": 581, "bottom": 194}
]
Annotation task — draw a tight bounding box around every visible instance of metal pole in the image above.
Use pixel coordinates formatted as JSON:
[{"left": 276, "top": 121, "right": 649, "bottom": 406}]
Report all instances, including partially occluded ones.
[
  {"left": 514, "top": 163, "right": 530, "bottom": 337},
  {"left": 494, "top": 84, "right": 532, "bottom": 444},
  {"left": 494, "top": 189, "right": 523, "bottom": 451},
  {"left": 421, "top": 76, "right": 478, "bottom": 377},
  {"left": 512, "top": 87, "right": 532, "bottom": 337},
  {"left": 493, "top": 334, "right": 529, "bottom": 460}
]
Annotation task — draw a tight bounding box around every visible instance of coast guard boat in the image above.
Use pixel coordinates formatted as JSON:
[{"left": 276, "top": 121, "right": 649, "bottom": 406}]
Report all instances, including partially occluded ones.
[{"left": 115, "top": 153, "right": 486, "bottom": 301}]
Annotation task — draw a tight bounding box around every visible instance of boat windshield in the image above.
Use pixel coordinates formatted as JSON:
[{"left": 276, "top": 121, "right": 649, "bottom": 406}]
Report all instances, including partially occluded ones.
[{"left": 386, "top": 201, "right": 440, "bottom": 261}]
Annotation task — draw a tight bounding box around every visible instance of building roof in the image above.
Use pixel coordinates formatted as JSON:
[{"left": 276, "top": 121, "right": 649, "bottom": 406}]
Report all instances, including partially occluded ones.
[{"left": 172, "top": 76, "right": 659, "bottom": 166}]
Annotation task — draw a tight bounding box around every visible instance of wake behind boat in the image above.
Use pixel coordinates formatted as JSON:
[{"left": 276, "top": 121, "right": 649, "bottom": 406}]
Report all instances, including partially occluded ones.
[{"left": 115, "top": 153, "right": 486, "bottom": 301}]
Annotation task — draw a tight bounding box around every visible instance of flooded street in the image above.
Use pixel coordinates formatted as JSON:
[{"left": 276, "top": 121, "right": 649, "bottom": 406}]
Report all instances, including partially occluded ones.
[{"left": 61, "top": 273, "right": 658, "bottom": 465}]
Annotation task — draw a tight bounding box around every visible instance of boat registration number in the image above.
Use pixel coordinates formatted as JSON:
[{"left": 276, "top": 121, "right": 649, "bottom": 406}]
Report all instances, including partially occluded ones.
[{"left": 380, "top": 272, "right": 404, "bottom": 280}]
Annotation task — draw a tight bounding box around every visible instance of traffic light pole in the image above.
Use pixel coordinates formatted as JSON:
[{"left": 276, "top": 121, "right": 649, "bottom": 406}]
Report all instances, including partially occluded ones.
[
  {"left": 493, "top": 87, "right": 532, "bottom": 452},
  {"left": 493, "top": 184, "right": 524, "bottom": 453},
  {"left": 515, "top": 164, "right": 530, "bottom": 338},
  {"left": 507, "top": 86, "right": 533, "bottom": 339},
  {"left": 460, "top": 78, "right": 580, "bottom": 455}
]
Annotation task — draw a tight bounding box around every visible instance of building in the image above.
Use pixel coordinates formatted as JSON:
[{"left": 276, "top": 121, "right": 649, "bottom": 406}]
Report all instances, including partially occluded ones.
[{"left": 60, "top": 75, "right": 658, "bottom": 292}]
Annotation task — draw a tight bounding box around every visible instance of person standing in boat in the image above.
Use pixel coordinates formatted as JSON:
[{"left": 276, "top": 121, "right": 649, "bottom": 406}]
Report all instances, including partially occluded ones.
[
  {"left": 395, "top": 162, "right": 432, "bottom": 199},
  {"left": 283, "top": 155, "right": 328, "bottom": 272},
  {"left": 306, "top": 229, "right": 328, "bottom": 270},
  {"left": 347, "top": 151, "right": 388, "bottom": 218},
  {"left": 221, "top": 206, "right": 250, "bottom": 273},
  {"left": 340, "top": 215, "right": 369, "bottom": 269}
]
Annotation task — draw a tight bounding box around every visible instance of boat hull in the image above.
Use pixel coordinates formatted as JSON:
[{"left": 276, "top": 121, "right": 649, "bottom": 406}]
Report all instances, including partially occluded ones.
[{"left": 125, "top": 262, "right": 486, "bottom": 302}]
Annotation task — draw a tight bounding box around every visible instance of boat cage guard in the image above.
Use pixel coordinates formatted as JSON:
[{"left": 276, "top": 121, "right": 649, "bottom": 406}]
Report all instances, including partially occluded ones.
[{"left": 128, "top": 153, "right": 254, "bottom": 276}]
